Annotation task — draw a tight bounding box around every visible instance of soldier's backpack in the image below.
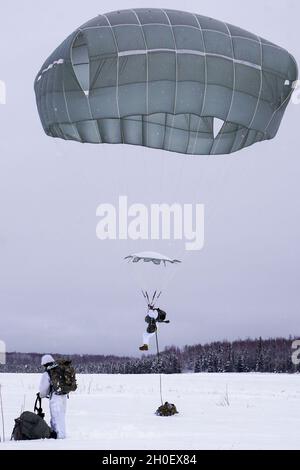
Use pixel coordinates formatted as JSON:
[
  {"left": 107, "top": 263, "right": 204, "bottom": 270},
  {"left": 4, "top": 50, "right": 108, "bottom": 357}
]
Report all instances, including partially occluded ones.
[
  {"left": 46, "top": 358, "right": 77, "bottom": 395},
  {"left": 156, "top": 308, "right": 167, "bottom": 322},
  {"left": 156, "top": 402, "right": 179, "bottom": 417},
  {"left": 11, "top": 396, "right": 54, "bottom": 441}
]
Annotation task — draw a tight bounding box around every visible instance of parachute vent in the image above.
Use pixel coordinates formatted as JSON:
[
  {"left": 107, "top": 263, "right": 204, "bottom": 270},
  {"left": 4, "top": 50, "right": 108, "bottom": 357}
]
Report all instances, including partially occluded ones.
[
  {"left": 72, "top": 32, "right": 90, "bottom": 94},
  {"left": 213, "top": 118, "right": 225, "bottom": 139}
]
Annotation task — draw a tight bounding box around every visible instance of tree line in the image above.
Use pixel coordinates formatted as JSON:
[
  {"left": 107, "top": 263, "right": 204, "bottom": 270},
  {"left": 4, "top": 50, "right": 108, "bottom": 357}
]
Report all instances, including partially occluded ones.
[{"left": 0, "top": 337, "right": 299, "bottom": 374}]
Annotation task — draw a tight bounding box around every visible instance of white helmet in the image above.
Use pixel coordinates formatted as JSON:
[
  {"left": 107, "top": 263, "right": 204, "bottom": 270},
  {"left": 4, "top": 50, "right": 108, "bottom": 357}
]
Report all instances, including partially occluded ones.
[{"left": 41, "top": 354, "right": 55, "bottom": 366}]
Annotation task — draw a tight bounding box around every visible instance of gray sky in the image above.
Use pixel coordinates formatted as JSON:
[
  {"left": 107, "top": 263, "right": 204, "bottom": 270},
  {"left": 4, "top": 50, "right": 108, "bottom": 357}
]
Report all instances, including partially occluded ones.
[{"left": 0, "top": 0, "right": 299, "bottom": 355}]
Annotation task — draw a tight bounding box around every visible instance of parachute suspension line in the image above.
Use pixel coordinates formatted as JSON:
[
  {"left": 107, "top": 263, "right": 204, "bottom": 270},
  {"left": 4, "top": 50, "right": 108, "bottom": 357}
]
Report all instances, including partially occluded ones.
[
  {"left": 151, "top": 290, "right": 157, "bottom": 306},
  {"left": 153, "top": 291, "right": 162, "bottom": 308},
  {"left": 141, "top": 290, "right": 162, "bottom": 308},
  {"left": 142, "top": 290, "right": 149, "bottom": 304},
  {"left": 155, "top": 329, "right": 164, "bottom": 407}
]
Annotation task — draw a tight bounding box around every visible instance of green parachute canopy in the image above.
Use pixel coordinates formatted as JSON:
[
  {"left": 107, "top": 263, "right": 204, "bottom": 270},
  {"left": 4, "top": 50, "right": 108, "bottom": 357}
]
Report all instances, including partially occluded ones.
[{"left": 35, "top": 8, "right": 298, "bottom": 155}]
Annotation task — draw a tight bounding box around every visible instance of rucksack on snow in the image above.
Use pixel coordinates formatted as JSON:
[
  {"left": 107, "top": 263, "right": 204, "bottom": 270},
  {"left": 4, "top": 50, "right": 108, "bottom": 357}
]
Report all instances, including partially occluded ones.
[
  {"left": 47, "top": 359, "right": 77, "bottom": 395},
  {"left": 11, "top": 396, "right": 54, "bottom": 441},
  {"left": 12, "top": 412, "right": 52, "bottom": 441},
  {"left": 156, "top": 402, "right": 179, "bottom": 417}
]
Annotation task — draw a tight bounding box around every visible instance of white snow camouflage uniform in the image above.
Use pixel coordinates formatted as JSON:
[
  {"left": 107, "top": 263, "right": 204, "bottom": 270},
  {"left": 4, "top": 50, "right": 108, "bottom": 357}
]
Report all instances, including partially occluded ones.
[
  {"left": 39, "top": 357, "right": 67, "bottom": 439},
  {"left": 143, "top": 310, "right": 158, "bottom": 347}
]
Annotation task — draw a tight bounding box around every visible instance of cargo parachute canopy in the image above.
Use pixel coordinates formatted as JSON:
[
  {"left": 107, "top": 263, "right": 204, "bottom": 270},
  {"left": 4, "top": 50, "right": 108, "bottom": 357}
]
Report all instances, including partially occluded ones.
[
  {"left": 125, "top": 252, "right": 181, "bottom": 305},
  {"left": 35, "top": 9, "right": 298, "bottom": 155}
]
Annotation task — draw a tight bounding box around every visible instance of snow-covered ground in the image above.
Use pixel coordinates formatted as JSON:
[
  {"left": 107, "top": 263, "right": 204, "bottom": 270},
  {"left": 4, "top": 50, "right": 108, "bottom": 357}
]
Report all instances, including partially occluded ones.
[{"left": 0, "top": 373, "right": 299, "bottom": 450}]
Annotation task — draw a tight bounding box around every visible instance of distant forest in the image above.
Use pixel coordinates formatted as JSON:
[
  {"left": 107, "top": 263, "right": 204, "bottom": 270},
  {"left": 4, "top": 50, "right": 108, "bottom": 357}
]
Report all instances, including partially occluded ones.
[{"left": 0, "top": 337, "right": 299, "bottom": 374}]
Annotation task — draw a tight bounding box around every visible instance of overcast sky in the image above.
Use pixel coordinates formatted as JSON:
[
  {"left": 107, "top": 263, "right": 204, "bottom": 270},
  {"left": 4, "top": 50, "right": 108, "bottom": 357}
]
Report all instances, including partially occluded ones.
[{"left": 0, "top": 0, "right": 299, "bottom": 356}]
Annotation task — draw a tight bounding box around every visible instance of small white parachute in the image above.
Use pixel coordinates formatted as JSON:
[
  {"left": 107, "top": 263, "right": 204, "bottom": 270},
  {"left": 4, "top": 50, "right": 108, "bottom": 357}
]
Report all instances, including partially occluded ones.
[{"left": 125, "top": 251, "right": 181, "bottom": 305}]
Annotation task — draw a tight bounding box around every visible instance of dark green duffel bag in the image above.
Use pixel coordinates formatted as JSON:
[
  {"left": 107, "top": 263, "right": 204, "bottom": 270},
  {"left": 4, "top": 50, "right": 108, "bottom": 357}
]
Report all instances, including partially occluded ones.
[{"left": 11, "top": 396, "right": 55, "bottom": 441}]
